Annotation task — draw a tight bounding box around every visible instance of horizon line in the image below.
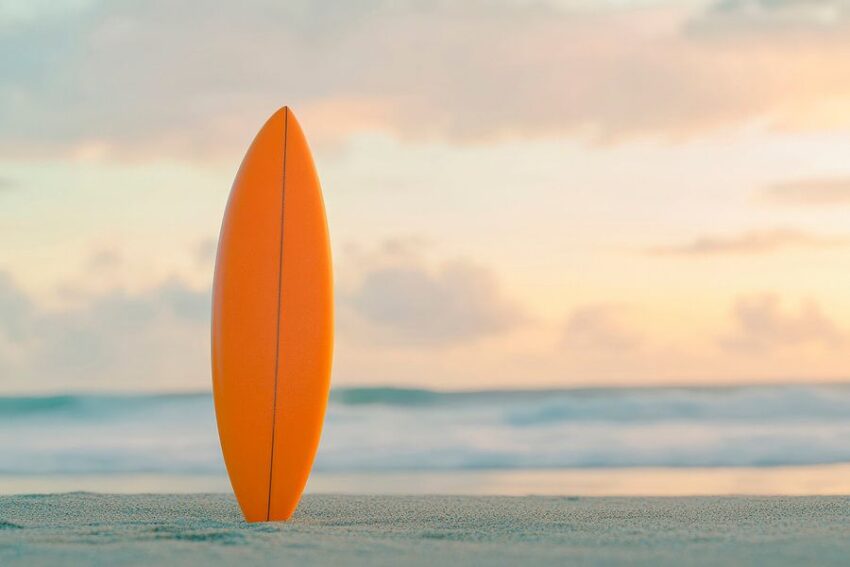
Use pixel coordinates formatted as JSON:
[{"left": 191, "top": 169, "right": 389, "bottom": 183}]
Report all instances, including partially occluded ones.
[{"left": 4, "top": 379, "right": 850, "bottom": 398}]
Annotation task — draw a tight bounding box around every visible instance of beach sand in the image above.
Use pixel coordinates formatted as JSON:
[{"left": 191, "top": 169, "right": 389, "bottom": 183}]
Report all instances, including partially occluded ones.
[{"left": 2, "top": 494, "right": 850, "bottom": 566}]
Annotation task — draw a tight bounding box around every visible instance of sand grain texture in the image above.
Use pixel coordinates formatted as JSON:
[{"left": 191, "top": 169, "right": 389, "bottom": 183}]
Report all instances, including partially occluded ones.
[{"left": 1, "top": 494, "right": 849, "bottom": 565}]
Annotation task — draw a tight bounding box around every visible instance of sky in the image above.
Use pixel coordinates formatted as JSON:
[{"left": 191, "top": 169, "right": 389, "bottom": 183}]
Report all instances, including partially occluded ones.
[{"left": 3, "top": 0, "right": 850, "bottom": 393}]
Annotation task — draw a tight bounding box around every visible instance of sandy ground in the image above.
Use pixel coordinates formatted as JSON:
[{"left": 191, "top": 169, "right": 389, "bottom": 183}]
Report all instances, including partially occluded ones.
[{"left": 1, "top": 494, "right": 850, "bottom": 566}]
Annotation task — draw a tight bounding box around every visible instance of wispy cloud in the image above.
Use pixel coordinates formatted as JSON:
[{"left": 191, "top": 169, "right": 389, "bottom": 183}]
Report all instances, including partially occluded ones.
[
  {"left": 762, "top": 177, "right": 850, "bottom": 205},
  {"left": 721, "top": 293, "right": 844, "bottom": 353},
  {"left": 648, "top": 228, "right": 848, "bottom": 256}
]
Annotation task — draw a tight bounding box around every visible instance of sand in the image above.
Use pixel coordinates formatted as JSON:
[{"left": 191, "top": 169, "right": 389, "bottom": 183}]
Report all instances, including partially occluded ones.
[{"left": 2, "top": 494, "right": 850, "bottom": 566}]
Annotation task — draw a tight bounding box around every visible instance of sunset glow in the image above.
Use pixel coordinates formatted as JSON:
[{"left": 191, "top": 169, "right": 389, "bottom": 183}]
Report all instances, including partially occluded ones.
[{"left": 3, "top": 0, "right": 850, "bottom": 392}]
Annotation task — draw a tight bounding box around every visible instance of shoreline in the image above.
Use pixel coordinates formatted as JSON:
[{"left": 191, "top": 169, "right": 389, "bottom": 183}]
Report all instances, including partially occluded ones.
[{"left": 6, "top": 463, "right": 850, "bottom": 496}]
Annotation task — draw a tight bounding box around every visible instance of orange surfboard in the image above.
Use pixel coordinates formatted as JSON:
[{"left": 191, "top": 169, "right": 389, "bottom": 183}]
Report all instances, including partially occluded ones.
[{"left": 211, "top": 107, "right": 333, "bottom": 522}]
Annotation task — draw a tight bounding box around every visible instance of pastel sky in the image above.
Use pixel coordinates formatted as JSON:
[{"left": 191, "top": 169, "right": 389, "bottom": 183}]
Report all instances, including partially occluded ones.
[{"left": 3, "top": 0, "right": 850, "bottom": 393}]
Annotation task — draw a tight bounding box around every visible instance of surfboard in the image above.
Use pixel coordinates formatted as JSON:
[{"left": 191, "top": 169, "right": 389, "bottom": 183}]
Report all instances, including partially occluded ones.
[{"left": 211, "top": 107, "right": 333, "bottom": 522}]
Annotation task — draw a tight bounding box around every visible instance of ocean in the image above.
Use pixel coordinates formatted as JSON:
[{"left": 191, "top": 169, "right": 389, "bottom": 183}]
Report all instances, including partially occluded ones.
[{"left": 4, "top": 385, "right": 850, "bottom": 495}]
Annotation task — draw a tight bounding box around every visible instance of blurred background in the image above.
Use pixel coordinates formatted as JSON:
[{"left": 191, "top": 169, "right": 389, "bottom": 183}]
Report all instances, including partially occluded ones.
[{"left": 3, "top": 0, "right": 850, "bottom": 495}]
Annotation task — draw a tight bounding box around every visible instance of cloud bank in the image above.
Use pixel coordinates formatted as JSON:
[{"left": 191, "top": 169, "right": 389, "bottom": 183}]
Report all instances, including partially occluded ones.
[
  {"left": 0, "top": 271, "right": 210, "bottom": 392},
  {"left": 4, "top": 0, "right": 850, "bottom": 159}
]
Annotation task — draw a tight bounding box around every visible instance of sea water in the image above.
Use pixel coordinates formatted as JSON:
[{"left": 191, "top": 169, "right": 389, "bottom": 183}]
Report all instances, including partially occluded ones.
[{"left": 3, "top": 385, "right": 850, "bottom": 495}]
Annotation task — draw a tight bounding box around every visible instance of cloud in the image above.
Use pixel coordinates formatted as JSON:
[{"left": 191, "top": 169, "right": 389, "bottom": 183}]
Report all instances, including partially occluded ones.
[
  {"left": 721, "top": 293, "right": 844, "bottom": 352},
  {"left": 0, "top": 272, "right": 33, "bottom": 342},
  {"left": 692, "top": 0, "right": 850, "bottom": 34},
  {"left": 562, "top": 304, "right": 642, "bottom": 352},
  {"left": 762, "top": 177, "right": 850, "bottom": 205},
  {"left": 4, "top": 0, "right": 850, "bottom": 159},
  {"left": 195, "top": 238, "right": 217, "bottom": 267},
  {"left": 0, "top": 236, "right": 525, "bottom": 391},
  {"left": 0, "top": 178, "right": 15, "bottom": 192},
  {"left": 648, "top": 228, "right": 848, "bottom": 256},
  {"left": 86, "top": 247, "right": 123, "bottom": 271},
  {"left": 0, "top": 270, "right": 210, "bottom": 392},
  {"left": 347, "top": 257, "right": 525, "bottom": 347}
]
